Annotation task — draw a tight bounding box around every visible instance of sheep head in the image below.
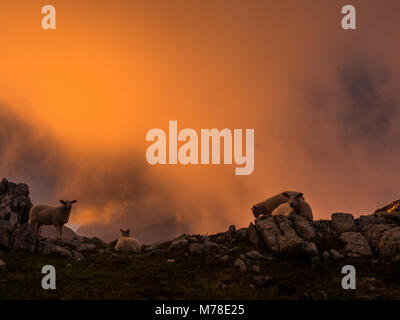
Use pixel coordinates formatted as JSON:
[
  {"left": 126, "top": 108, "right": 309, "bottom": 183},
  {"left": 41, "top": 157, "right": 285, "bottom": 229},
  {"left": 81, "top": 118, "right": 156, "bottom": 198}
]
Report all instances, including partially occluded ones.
[
  {"left": 59, "top": 200, "right": 77, "bottom": 210},
  {"left": 120, "top": 228, "right": 130, "bottom": 237}
]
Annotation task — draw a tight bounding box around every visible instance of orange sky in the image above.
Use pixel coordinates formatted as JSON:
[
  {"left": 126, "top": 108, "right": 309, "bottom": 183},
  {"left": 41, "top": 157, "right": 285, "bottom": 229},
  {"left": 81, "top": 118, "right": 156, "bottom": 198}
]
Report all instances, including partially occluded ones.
[{"left": 1, "top": 1, "right": 400, "bottom": 241}]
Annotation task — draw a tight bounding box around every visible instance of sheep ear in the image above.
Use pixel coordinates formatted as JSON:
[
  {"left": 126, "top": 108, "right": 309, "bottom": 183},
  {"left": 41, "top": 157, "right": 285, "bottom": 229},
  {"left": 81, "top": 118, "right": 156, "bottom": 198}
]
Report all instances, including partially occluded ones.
[
  {"left": 281, "top": 192, "right": 289, "bottom": 198},
  {"left": 60, "top": 200, "right": 66, "bottom": 205},
  {"left": 71, "top": 200, "right": 77, "bottom": 204}
]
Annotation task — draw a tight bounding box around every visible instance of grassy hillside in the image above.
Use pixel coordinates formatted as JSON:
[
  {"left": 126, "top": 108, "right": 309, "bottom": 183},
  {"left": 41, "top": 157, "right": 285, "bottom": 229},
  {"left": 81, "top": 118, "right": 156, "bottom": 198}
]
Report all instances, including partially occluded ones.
[{"left": 1, "top": 243, "right": 400, "bottom": 300}]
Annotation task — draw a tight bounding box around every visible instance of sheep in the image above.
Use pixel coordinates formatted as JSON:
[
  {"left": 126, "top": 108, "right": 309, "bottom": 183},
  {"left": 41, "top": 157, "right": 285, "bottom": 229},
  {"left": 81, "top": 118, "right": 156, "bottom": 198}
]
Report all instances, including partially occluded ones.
[
  {"left": 28, "top": 200, "right": 77, "bottom": 239},
  {"left": 271, "top": 193, "right": 314, "bottom": 221},
  {"left": 271, "top": 202, "right": 294, "bottom": 218},
  {"left": 115, "top": 229, "right": 142, "bottom": 253},
  {"left": 251, "top": 191, "right": 304, "bottom": 218}
]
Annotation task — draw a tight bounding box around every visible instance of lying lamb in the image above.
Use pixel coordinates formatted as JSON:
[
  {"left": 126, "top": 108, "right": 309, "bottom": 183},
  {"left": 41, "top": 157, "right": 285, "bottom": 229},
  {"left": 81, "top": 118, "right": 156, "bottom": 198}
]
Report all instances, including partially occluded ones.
[
  {"left": 251, "top": 191, "right": 304, "bottom": 218},
  {"left": 115, "top": 229, "right": 142, "bottom": 253},
  {"left": 28, "top": 200, "right": 77, "bottom": 239},
  {"left": 271, "top": 193, "right": 313, "bottom": 221}
]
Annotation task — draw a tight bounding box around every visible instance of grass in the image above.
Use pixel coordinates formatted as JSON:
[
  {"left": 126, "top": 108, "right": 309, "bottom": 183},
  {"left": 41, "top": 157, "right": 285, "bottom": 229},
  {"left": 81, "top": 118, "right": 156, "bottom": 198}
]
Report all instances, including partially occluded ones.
[{"left": 1, "top": 244, "right": 400, "bottom": 300}]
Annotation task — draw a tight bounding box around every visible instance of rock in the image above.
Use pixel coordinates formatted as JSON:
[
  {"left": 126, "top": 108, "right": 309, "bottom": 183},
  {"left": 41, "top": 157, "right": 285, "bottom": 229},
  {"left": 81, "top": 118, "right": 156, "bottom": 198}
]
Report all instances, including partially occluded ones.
[
  {"left": 245, "top": 250, "right": 268, "bottom": 260},
  {"left": 170, "top": 239, "right": 189, "bottom": 250},
  {"left": 218, "top": 254, "right": 229, "bottom": 262},
  {"left": 167, "top": 259, "right": 175, "bottom": 263},
  {"left": 71, "top": 250, "right": 84, "bottom": 261},
  {"left": 253, "top": 265, "right": 261, "bottom": 273},
  {"left": 37, "top": 242, "right": 72, "bottom": 258},
  {"left": 254, "top": 275, "right": 265, "bottom": 285},
  {"left": 359, "top": 215, "right": 377, "bottom": 232},
  {"left": 248, "top": 222, "right": 260, "bottom": 247},
  {"left": 303, "top": 241, "right": 318, "bottom": 257},
  {"left": 189, "top": 243, "right": 208, "bottom": 255},
  {"left": 0, "top": 258, "right": 5, "bottom": 269},
  {"left": 74, "top": 242, "right": 98, "bottom": 252},
  {"left": 217, "top": 282, "right": 227, "bottom": 289},
  {"left": 331, "top": 213, "right": 356, "bottom": 233},
  {"left": 238, "top": 228, "right": 248, "bottom": 239},
  {"left": 378, "top": 226, "right": 400, "bottom": 258},
  {"left": 329, "top": 249, "right": 344, "bottom": 260},
  {"left": 313, "top": 220, "right": 336, "bottom": 237},
  {"left": 362, "top": 224, "right": 391, "bottom": 249},
  {"left": 274, "top": 215, "right": 304, "bottom": 255},
  {"left": 13, "top": 224, "right": 37, "bottom": 252},
  {"left": 264, "top": 275, "right": 273, "bottom": 284},
  {"left": 233, "top": 258, "right": 247, "bottom": 271},
  {"left": 323, "top": 251, "right": 330, "bottom": 260},
  {"left": 255, "top": 216, "right": 283, "bottom": 253},
  {"left": 0, "top": 220, "right": 14, "bottom": 249},
  {"left": 40, "top": 225, "right": 81, "bottom": 241},
  {"left": 291, "top": 213, "right": 316, "bottom": 240},
  {"left": 340, "top": 232, "right": 372, "bottom": 257},
  {"left": 249, "top": 284, "right": 256, "bottom": 289}
]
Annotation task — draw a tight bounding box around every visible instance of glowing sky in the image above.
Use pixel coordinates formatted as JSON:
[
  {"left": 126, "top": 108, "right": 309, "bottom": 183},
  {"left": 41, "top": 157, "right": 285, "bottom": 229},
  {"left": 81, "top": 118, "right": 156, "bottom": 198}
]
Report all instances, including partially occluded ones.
[{"left": 1, "top": 0, "right": 400, "bottom": 242}]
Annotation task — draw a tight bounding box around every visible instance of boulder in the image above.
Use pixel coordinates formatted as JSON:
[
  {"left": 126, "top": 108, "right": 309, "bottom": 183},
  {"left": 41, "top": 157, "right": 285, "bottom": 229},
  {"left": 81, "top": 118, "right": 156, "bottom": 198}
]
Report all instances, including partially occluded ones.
[
  {"left": 0, "top": 220, "right": 14, "bottom": 249},
  {"left": 189, "top": 243, "right": 208, "bottom": 255},
  {"left": 13, "top": 224, "right": 37, "bottom": 252},
  {"left": 274, "top": 215, "right": 304, "bottom": 255},
  {"left": 378, "top": 226, "right": 400, "bottom": 258},
  {"left": 291, "top": 213, "right": 316, "bottom": 240},
  {"left": 303, "top": 241, "right": 318, "bottom": 257},
  {"left": 245, "top": 250, "right": 268, "bottom": 260},
  {"left": 331, "top": 213, "right": 356, "bottom": 233},
  {"left": 255, "top": 217, "right": 281, "bottom": 253},
  {"left": 313, "top": 220, "right": 336, "bottom": 237},
  {"left": 170, "top": 239, "right": 189, "bottom": 250},
  {"left": 329, "top": 249, "right": 344, "bottom": 260},
  {"left": 37, "top": 241, "right": 73, "bottom": 258},
  {"left": 340, "top": 232, "right": 372, "bottom": 257},
  {"left": 362, "top": 224, "right": 391, "bottom": 250},
  {"left": 233, "top": 258, "right": 247, "bottom": 271},
  {"left": 359, "top": 215, "right": 377, "bottom": 232},
  {"left": 248, "top": 222, "right": 260, "bottom": 247},
  {"left": 0, "top": 258, "right": 5, "bottom": 269}
]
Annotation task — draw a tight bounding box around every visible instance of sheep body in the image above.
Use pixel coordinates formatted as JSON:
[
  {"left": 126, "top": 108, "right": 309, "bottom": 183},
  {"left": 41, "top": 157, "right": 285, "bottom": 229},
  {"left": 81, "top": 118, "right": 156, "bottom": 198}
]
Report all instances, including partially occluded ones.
[
  {"left": 28, "top": 200, "right": 76, "bottom": 238},
  {"left": 271, "top": 203, "right": 294, "bottom": 217},
  {"left": 251, "top": 191, "right": 303, "bottom": 218},
  {"left": 271, "top": 197, "right": 314, "bottom": 221},
  {"left": 115, "top": 237, "right": 141, "bottom": 253}
]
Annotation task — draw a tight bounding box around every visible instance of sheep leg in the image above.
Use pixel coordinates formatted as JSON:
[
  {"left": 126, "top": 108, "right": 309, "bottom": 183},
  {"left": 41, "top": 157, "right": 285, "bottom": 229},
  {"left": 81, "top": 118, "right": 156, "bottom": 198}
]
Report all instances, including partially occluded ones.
[
  {"left": 35, "top": 223, "right": 41, "bottom": 237},
  {"left": 55, "top": 225, "right": 62, "bottom": 239}
]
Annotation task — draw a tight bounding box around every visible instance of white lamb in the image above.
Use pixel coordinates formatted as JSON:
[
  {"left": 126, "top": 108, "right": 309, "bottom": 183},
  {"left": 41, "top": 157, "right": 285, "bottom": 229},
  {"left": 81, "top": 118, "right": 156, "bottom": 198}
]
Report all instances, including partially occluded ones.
[
  {"left": 28, "top": 200, "right": 77, "bottom": 239},
  {"left": 271, "top": 193, "right": 314, "bottom": 221},
  {"left": 115, "top": 229, "right": 142, "bottom": 253},
  {"left": 251, "top": 191, "right": 304, "bottom": 218}
]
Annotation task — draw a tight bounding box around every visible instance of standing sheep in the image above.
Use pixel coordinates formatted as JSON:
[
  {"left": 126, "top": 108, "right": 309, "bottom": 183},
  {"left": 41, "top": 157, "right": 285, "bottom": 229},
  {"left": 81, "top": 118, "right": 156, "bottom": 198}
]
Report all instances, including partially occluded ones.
[
  {"left": 115, "top": 229, "right": 142, "bottom": 253},
  {"left": 271, "top": 193, "right": 313, "bottom": 221},
  {"left": 251, "top": 191, "right": 304, "bottom": 218},
  {"left": 28, "top": 200, "right": 77, "bottom": 239}
]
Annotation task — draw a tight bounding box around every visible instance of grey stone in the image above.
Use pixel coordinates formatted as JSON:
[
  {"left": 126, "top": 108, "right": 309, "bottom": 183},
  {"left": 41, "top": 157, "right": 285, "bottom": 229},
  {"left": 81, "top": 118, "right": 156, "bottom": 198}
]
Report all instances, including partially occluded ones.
[
  {"left": 245, "top": 250, "right": 268, "bottom": 260},
  {"left": 37, "top": 242, "right": 72, "bottom": 258},
  {"left": 329, "top": 249, "right": 344, "bottom": 260},
  {"left": 378, "top": 226, "right": 400, "bottom": 258},
  {"left": 13, "top": 224, "right": 37, "bottom": 252},
  {"left": 0, "top": 220, "right": 14, "bottom": 249},
  {"left": 303, "top": 241, "right": 318, "bottom": 257},
  {"left": 291, "top": 213, "right": 316, "bottom": 240},
  {"left": 340, "top": 232, "right": 372, "bottom": 257},
  {"left": 233, "top": 258, "right": 247, "bottom": 271},
  {"left": 331, "top": 213, "right": 356, "bottom": 233},
  {"left": 170, "top": 239, "right": 189, "bottom": 250}
]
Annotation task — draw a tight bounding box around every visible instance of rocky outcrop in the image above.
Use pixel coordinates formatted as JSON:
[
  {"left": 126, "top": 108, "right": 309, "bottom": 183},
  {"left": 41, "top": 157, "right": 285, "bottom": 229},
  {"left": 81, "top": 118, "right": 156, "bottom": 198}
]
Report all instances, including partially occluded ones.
[
  {"left": 0, "top": 178, "right": 105, "bottom": 260},
  {"left": 0, "top": 178, "right": 32, "bottom": 227},
  {"left": 2, "top": 178, "right": 400, "bottom": 263}
]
